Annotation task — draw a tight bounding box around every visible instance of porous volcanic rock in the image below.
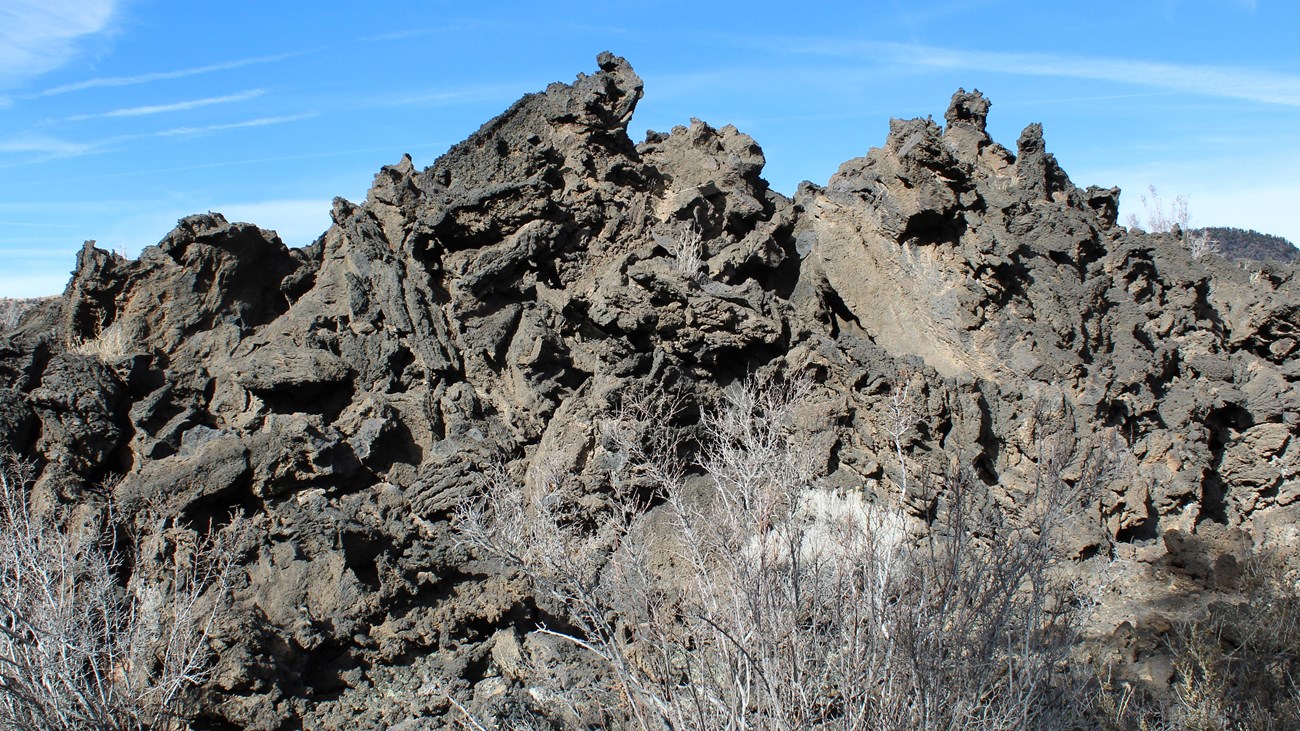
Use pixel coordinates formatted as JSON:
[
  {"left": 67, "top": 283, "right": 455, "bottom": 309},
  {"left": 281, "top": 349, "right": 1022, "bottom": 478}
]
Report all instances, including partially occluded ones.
[{"left": 2, "top": 54, "right": 1298, "bottom": 729}]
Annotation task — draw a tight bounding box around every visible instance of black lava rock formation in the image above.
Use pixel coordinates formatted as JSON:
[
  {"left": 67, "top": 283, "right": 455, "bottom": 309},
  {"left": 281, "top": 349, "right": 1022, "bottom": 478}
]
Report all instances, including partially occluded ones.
[{"left": 2, "top": 53, "right": 1298, "bottom": 728}]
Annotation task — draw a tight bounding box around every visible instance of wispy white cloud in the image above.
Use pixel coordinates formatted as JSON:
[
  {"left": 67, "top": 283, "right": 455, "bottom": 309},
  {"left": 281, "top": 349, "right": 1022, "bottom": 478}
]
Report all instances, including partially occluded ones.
[
  {"left": 360, "top": 28, "right": 433, "bottom": 43},
  {"left": 776, "top": 39, "right": 1300, "bottom": 107},
  {"left": 59, "top": 89, "right": 266, "bottom": 122},
  {"left": 0, "top": 0, "right": 118, "bottom": 88},
  {"left": 382, "top": 83, "right": 533, "bottom": 108},
  {"left": 0, "top": 133, "right": 92, "bottom": 156},
  {"left": 359, "top": 22, "right": 504, "bottom": 44},
  {"left": 0, "top": 142, "right": 448, "bottom": 187},
  {"left": 0, "top": 220, "right": 85, "bottom": 229},
  {"left": 0, "top": 114, "right": 316, "bottom": 166},
  {"left": 148, "top": 113, "right": 317, "bottom": 138},
  {"left": 34, "top": 52, "right": 297, "bottom": 96},
  {"left": 887, "top": 0, "right": 1008, "bottom": 40},
  {"left": 994, "top": 91, "right": 1180, "bottom": 108}
]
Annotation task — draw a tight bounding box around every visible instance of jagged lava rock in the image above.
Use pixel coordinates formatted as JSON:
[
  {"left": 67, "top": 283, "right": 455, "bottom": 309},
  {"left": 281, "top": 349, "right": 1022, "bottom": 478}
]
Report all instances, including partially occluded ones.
[{"left": 1, "top": 57, "right": 1298, "bottom": 728}]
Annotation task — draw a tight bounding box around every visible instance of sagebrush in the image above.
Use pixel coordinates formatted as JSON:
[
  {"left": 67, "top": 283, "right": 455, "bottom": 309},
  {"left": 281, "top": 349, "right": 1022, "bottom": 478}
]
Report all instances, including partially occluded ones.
[
  {"left": 0, "top": 456, "right": 244, "bottom": 731},
  {"left": 454, "top": 378, "right": 1092, "bottom": 730}
]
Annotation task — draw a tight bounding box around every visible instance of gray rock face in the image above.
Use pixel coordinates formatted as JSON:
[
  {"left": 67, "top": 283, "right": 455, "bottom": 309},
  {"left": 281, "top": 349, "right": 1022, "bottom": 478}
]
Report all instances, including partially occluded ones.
[{"left": 1, "top": 56, "right": 1297, "bottom": 728}]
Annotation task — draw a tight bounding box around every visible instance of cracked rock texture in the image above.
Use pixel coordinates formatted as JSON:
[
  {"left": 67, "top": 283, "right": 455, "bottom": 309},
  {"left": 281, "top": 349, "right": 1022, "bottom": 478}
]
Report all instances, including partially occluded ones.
[{"left": 2, "top": 55, "right": 1298, "bottom": 728}]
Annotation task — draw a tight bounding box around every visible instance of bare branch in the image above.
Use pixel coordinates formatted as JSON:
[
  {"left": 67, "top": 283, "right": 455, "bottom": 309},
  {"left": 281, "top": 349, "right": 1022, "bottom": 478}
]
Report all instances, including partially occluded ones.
[{"left": 0, "top": 453, "right": 245, "bottom": 731}]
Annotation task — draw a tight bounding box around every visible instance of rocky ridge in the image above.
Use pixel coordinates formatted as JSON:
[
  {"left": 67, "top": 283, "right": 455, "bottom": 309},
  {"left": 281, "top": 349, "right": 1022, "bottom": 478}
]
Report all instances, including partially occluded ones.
[{"left": 2, "top": 53, "right": 1298, "bottom": 728}]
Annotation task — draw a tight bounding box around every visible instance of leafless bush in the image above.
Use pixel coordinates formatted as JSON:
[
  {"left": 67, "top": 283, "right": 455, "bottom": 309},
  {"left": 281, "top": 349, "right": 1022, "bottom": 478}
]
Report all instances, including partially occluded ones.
[
  {"left": 1126, "top": 185, "right": 1220, "bottom": 260},
  {"left": 454, "top": 378, "right": 1089, "bottom": 730},
  {"left": 1184, "top": 229, "right": 1221, "bottom": 261},
  {"left": 1126, "top": 186, "right": 1186, "bottom": 235},
  {"left": 0, "top": 455, "right": 245, "bottom": 731},
  {"left": 662, "top": 225, "right": 705, "bottom": 280}
]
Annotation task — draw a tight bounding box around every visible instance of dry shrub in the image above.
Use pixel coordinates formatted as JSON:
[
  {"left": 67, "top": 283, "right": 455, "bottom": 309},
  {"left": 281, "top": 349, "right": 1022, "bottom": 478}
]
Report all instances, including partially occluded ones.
[
  {"left": 0, "top": 455, "right": 245, "bottom": 731},
  {"left": 1126, "top": 185, "right": 1220, "bottom": 260},
  {"left": 454, "top": 378, "right": 1090, "bottom": 730},
  {"left": 673, "top": 226, "right": 705, "bottom": 279},
  {"left": 68, "top": 321, "right": 134, "bottom": 360},
  {"left": 1090, "top": 554, "right": 1300, "bottom": 731}
]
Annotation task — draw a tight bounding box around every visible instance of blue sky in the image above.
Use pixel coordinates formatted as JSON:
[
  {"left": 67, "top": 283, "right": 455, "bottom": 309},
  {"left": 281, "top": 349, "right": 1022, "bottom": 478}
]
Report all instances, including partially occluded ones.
[{"left": 1, "top": 0, "right": 1296, "bottom": 297}]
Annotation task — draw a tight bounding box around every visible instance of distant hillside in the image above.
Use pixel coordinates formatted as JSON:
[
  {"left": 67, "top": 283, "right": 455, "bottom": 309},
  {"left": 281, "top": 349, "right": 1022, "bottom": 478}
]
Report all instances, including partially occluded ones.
[
  {"left": 1202, "top": 226, "right": 1300, "bottom": 262},
  {"left": 0, "top": 297, "right": 49, "bottom": 332}
]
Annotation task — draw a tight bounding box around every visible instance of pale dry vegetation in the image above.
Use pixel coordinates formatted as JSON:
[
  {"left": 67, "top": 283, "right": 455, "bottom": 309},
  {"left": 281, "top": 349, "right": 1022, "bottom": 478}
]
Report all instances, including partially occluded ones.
[
  {"left": 68, "top": 321, "right": 135, "bottom": 360},
  {"left": 0, "top": 456, "right": 245, "bottom": 731},
  {"left": 1126, "top": 185, "right": 1220, "bottom": 260},
  {"left": 1091, "top": 554, "right": 1300, "bottom": 731},
  {"left": 453, "top": 378, "right": 1093, "bottom": 730},
  {"left": 452, "top": 377, "right": 1300, "bottom": 729},
  {"left": 2, "top": 370, "right": 1294, "bottom": 729},
  {"left": 653, "top": 223, "right": 705, "bottom": 281}
]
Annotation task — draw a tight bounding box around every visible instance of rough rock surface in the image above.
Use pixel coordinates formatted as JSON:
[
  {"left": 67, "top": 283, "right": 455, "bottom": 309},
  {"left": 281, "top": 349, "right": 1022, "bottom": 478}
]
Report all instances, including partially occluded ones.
[{"left": 2, "top": 54, "right": 1298, "bottom": 728}]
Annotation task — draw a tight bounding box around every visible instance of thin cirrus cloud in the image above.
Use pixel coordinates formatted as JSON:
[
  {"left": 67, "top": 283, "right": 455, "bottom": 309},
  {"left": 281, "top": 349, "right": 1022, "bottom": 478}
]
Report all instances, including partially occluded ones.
[
  {"left": 0, "top": 133, "right": 92, "bottom": 156},
  {"left": 0, "top": 141, "right": 453, "bottom": 188},
  {"left": 0, "top": 0, "right": 118, "bottom": 88},
  {"left": 775, "top": 39, "right": 1300, "bottom": 108},
  {"left": 384, "top": 83, "right": 534, "bottom": 108},
  {"left": 33, "top": 52, "right": 299, "bottom": 97},
  {"left": 360, "top": 28, "right": 433, "bottom": 43},
  {"left": 0, "top": 114, "right": 316, "bottom": 166},
  {"left": 147, "top": 113, "right": 317, "bottom": 138},
  {"left": 94, "top": 113, "right": 319, "bottom": 148},
  {"left": 58, "top": 89, "right": 267, "bottom": 122}
]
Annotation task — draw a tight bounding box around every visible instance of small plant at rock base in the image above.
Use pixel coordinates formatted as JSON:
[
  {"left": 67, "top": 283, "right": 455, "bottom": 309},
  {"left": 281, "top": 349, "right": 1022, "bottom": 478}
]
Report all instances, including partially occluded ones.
[
  {"left": 1085, "top": 553, "right": 1300, "bottom": 731},
  {"left": 0, "top": 455, "right": 245, "bottom": 731}
]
